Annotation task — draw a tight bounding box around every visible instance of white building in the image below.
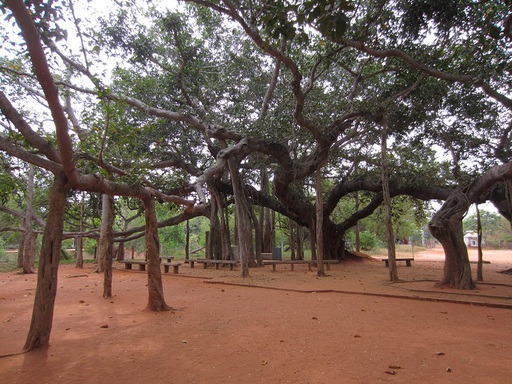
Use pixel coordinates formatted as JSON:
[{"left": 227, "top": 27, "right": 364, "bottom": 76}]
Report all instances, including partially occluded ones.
[{"left": 464, "top": 232, "right": 483, "bottom": 247}]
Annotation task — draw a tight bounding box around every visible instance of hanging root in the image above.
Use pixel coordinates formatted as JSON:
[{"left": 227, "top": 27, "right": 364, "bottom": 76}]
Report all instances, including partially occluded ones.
[{"left": 504, "top": 177, "right": 512, "bottom": 230}]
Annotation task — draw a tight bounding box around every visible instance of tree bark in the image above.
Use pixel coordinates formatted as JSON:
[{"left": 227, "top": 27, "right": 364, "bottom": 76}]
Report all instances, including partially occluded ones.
[
  {"left": 24, "top": 174, "right": 68, "bottom": 351},
  {"left": 355, "top": 192, "right": 361, "bottom": 253},
  {"left": 96, "top": 194, "right": 114, "bottom": 274},
  {"left": 22, "top": 230, "right": 37, "bottom": 274},
  {"left": 323, "top": 221, "right": 348, "bottom": 260},
  {"left": 289, "top": 220, "right": 296, "bottom": 260},
  {"left": 75, "top": 192, "right": 85, "bottom": 268},
  {"left": 228, "top": 159, "right": 254, "bottom": 277},
  {"left": 249, "top": 204, "right": 263, "bottom": 266},
  {"left": 17, "top": 234, "right": 24, "bottom": 268},
  {"left": 207, "top": 187, "right": 224, "bottom": 260},
  {"left": 97, "top": 194, "right": 115, "bottom": 297},
  {"left": 185, "top": 220, "right": 190, "bottom": 261},
  {"left": 315, "top": 167, "right": 326, "bottom": 277},
  {"left": 261, "top": 169, "right": 275, "bottom": 253},
  {"left": 310, "top": 219, "right": 317, "bottom": 262},
  {"left": 144, "top": 196, "right": 171, "bottom": 311},
  {"left": 22, "top": 164, "right": 37, "bottom": 274},
  {"left": 381, "top": 122, "right": 399, "bottom": 281},
  {"left": 117, "top": 241, "right": 124, "bottom": 261},
  {"left": 75, "top": 235, "right": 83, "bottom": 268},
  {"left": 296, "top": 224, "right": 304, "bottom": 260},
  {"left": 476, "top": 204, "right": 483, "bottom": 281},
  {"left": 429, "top": 164, "right": 512, "bottom": 288},
  {"left": 428, "top": 189, "right": 473, "bottom": 289}
]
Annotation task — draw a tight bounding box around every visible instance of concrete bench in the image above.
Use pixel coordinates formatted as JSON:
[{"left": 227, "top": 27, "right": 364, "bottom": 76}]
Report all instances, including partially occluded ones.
[
  {"left": 189, "top": 259, "right": 238, "bottom": 270},
  {"left": 162, "top": 262, "right": 182, "bottom": 274},
  {"left": 263, "top": 260, "right": 314, "bottom": 272},
  {"left": 382, "top": 258, "right": 414, "bottom": 267},
  {"left": 119, "top": 258, "right": 179, "bottom": 273},
  {"left": 119, "top": 259, "right": 147, "bottom": 271},
  {"left": 313, "top": 259, "right": 341, "bottom": 270},
  {"left": 160, "top": 256, "right": 174, "bottom": 262}
]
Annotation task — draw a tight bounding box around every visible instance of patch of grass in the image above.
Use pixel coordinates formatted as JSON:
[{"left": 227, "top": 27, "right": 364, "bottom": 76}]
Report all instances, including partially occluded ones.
[
  {"left": 0, "top": 262, "right": 20, "bottom": 273},
  {"left": 370, "top": 244, "right": 426, "bottom": 257}
]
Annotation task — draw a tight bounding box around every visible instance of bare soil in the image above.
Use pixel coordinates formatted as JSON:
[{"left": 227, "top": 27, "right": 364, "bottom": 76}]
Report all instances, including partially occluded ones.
[{"left": 1, "top": 248, "right": 511, "bottom": 384}]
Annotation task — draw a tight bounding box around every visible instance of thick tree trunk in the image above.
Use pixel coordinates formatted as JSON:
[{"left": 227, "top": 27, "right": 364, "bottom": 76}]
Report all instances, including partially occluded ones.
[
  {"left": 207, "top": 188, "right": 223, "bottom": 260},
  {"left": 144, "top": 196, "right": 171, "bottom": 311},
  {"left": 210, "top": 186, "right": 233, "bottom": 260},
  {"left": 228, "top": 159, "right": 254, "bottom": 277},
  {"left": 323, "top": 223, "right": 347, "bottom": 260},
  {"left": 430, "top": 164, "right": 512, "bottom": 288},
  {"left": 24, "top": 174, "right": 68, "bottom": 351},
  {"left": 428, "top": 190, "right": 473, "bottom": 289}
]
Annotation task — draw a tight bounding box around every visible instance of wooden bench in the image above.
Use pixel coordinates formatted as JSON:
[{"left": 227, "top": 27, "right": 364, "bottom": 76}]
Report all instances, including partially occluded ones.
[
  {"left": 162, "top": 262, "right": 182, "bottom": 274},
  {"left": 382, "top": 258, "right": 414, "bottom": 267},
  {"left": 119, "top": 259, "right": 147, "bottom": 271},
  {"left": 263, "top": 260, "right": 314, "bottom": 272},
  {"left": 189, "top": 259, "right": 238, "bottom": 270}
]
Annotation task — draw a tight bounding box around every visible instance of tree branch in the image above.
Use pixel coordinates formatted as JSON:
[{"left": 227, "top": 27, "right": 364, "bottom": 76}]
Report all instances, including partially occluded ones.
[{"left": 5, "top": 0, "right": 78, "bottom": 184}]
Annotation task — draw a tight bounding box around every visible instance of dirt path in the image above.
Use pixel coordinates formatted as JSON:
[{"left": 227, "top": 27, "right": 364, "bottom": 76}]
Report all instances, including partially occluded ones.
[{"left": 1, "top": 248, "right": 511, "bottom": 383}]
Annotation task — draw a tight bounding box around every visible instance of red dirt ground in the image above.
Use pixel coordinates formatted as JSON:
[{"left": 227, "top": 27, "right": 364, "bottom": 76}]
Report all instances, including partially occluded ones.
[{"left": 1, "top": 248, "right": 511, "bottom": 384}]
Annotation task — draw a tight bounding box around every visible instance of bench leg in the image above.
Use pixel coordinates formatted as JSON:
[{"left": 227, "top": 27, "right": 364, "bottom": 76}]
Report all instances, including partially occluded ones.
[
  {"left": 203, "top": 262, "right": 208, "bottom": 269},
  {"left": 215, "top": 263, "right": 220, "bottom": 270},
  {"left": 272, "top": 264, "right": 276, "bottom": 272},
  {"left": 229, "top": 263, "right": 234, "bottom": 271},
  {"left": 190, "top": 261, "right": 194, "bottom": 268},
  {"left": 125, "top": 263, "right": 132, "bottom": 270},
  {"left": 291, "top": 263, "right": 294, "bottom": 271},
  {"left": 406, "top": 260, "right": 412, "bottom": 267},
  {"left": 384, "top": 260, "right": 389, "bottom": 267},
  {"left": 173, "top": 265, "right": 179, "bottom": 274},
  {"left": 326, "top": 263, "right": 330, "bottom": 271},
  {"left": 308, "top": 262, "right": 312, "bottom": 272},
  {"left": 139, "top": 264, "right": 146, "bottom": 271},
  {"left": 164, "top": 265, "right": 170, "bottom": 273}
]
